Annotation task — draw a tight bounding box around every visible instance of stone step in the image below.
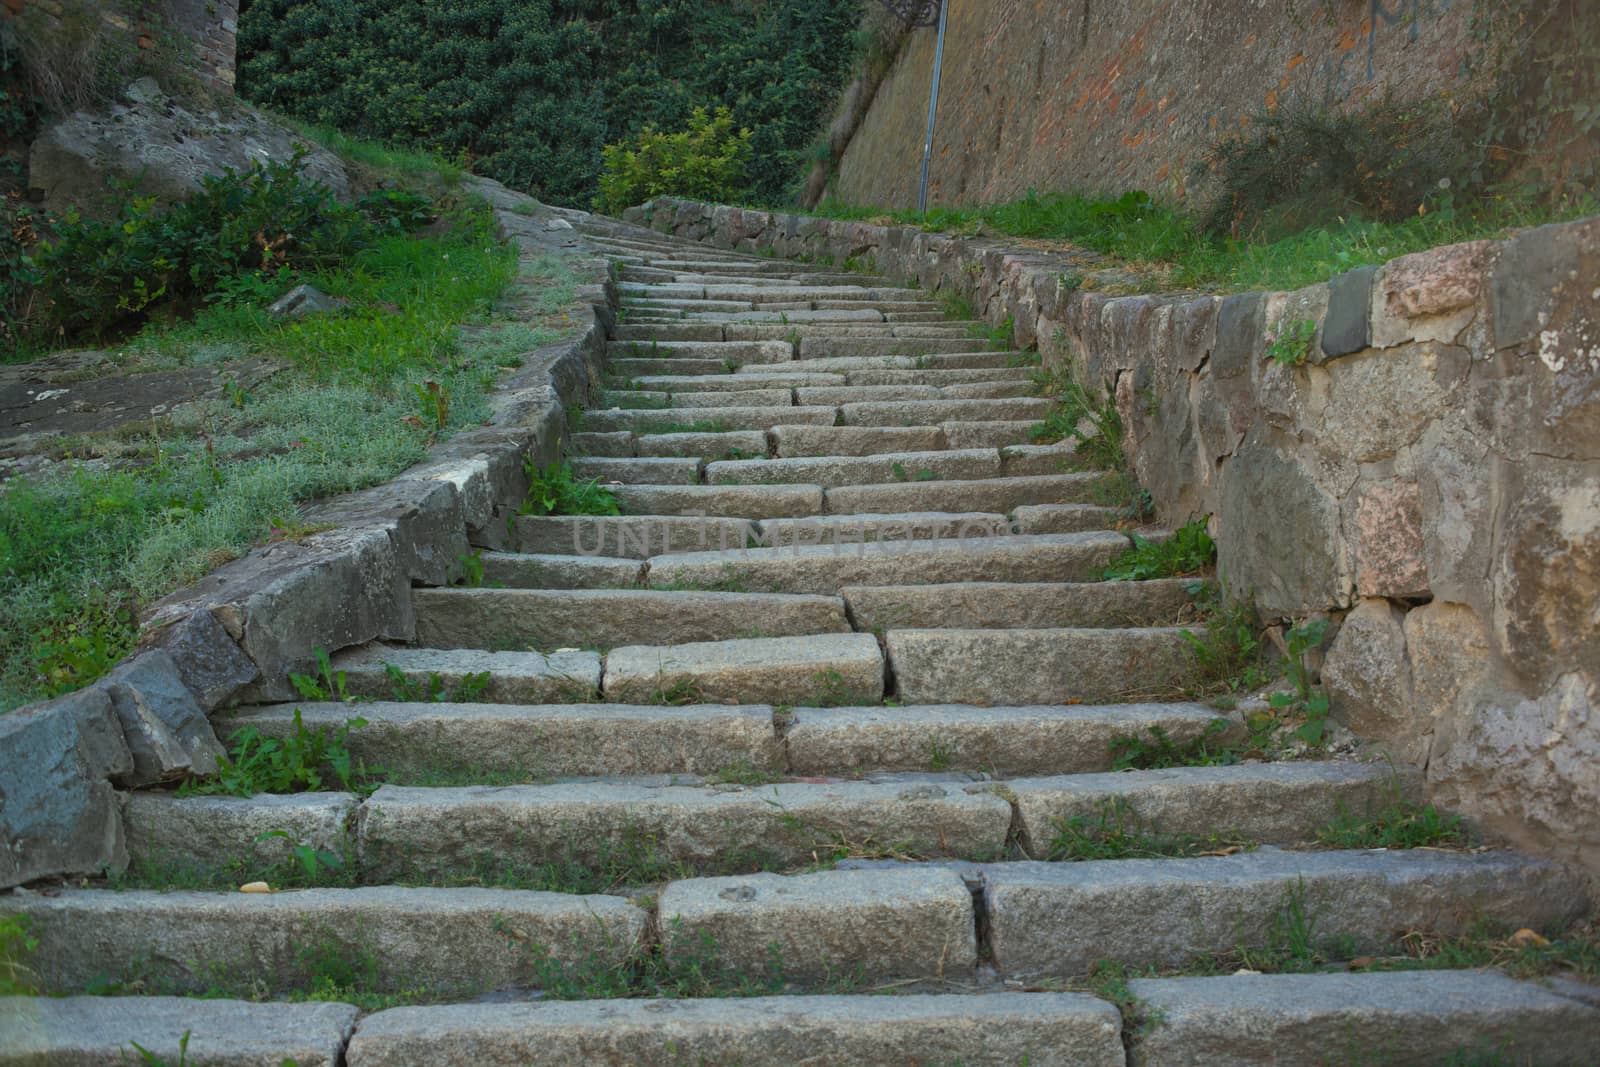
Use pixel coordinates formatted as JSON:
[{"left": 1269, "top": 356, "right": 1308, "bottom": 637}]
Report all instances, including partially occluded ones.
[
  {"left": 511, "top": 515, "right": 757, "bottom": 558},
  {"left": 759, "top": 511, "right": 1010, "bottom": 547},
  {"left": 944, "top": 381, "right": 1038, "bottom": 399},
  {"left": 605, "top": 356, "right": 730, "bottom": 377},
  {"left": 1005, "top": 761, "right": 1419, "bottom": 857},
  {"left": 1011, "top": 504, "right": 1128, "bottom": 533},
  {"left": 0, "top": 997, "right": 359, "bottom": 1067},
  {"left": 795, "top": 384, "right": 943, "bottom": 403},
  {"left": 994, "top": 443, "right": 1085, "bottom": 479},
  {"left": 702, "top": 285, "right": 928, "bottom": 304},
  {"left": 413, "top": 587, "right": 851, "bottom": 650},
  {"left": 886, "top": 626, "right": 1194, "bottom": 705},
  {"left": 615, "top": 482, "right": 825, "bottom": 519},
  {"left": 783, "top": 702, "right": 1227, "bottom": 777},
  {"left": 846, "top": 366, "right": 1039, "bottom": 385},
  {"left": 345, "top": 993, "right": 1125, "bottom": 1067},
  {"left": 622, "top": 298, "right": 753, "bottom": 313},
  {"left": 798, "top": 338, "right": 1001, "bottom": 359},
  {"left": 1126, "top": 970, "right": 1600, "bottom": 1066},
  {"left": 841, "top": 578, "right": 1197, "bottom": 630},
  {"left": 634, "top": 430, "right": 769, "bottom": 460},
  {"left": 646, "top": 532, "right": 1129, "bottom": 595},
  {"left": 123, "top": 791, "right": 356, "bottom": 867},
  {"left": 581, "top": 406, "right": 834, "bottom": 434},
  {"left": 770, "top": 424, "right": 947, "bottom": 457},
  {"left": 759, "top": 351, "right": 1020, "bottom": 373},
  {"left": 358, "top": 778, "right": 1011, "bottom": 879},
  {"left": 479, "top": 551, "right": 645, "bottom": 589},
  {"left": 331, "top": 644, "right": 603, "bottom": 703},
  {"left": 612, "top": 323, "right": 728, "bottom": 342},
  {"left": 721, "top": 323, "right": 973, "bottom": 341},
  {"left": 603, "top": 632, "right": 884, "bottom": 705},
  {"left": 658, "top": 866, "right": 976, "bottom": 986},
  {"left": 606, "top": 388, "right": 796, "bottom": 410},
  {"left": 683, "top": 307, "right": 887, "bottom": 323},
  {"left": 631, "top": 371, "right": 844, "bottom": 392},
  {"left": 217, "top": 701, "right": 782, "bottom": 779},
  {"left": 568, "top": 429, "right": 635, "bottom": 457},
  {"left": 0, "top": 886, "right": 647, "bottom": 998},
  {"left": 838, "top": 398, "right": 1053, "bottom": 425},
  {"left": 604, "top": 339, "right": 792, "bottom": 365},
  {"left": 942, "top": 421, "right": 1043, "bottom": 449},
  {"left": 824, "top": 473, "right": 1109, "bottom": 515},
  {"left": 980, "top": 848, "right": 1589, "bottom": 977},
  {"left": 705, "top": 448, "right": 1002, "bottom": 488},
  {"left": 569, "top": 456, "right": 700, "bottom": 485}
]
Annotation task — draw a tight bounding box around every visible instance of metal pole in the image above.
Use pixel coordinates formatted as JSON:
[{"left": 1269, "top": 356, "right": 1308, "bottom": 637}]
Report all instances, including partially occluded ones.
[{"left": 917, "top": 0, "right": 949, "bottom": 213}]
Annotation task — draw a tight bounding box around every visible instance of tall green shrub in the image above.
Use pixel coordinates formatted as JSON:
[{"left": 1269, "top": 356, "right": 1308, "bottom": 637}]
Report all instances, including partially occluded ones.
[
  {"left": 237, "top": 0, "right": 861, "bottom": 208},
  {"left": 596, "top": 107, "right": 752, "bottom": 215}
]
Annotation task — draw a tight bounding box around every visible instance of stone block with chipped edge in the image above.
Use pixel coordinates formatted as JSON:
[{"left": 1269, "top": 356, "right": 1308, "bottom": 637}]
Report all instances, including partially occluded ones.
[
  {"left": 513, "top": 515, "right": 758, "bottom": 559},
  {"left": 331, "top": 644, "right": 602, "bottom": 703},
  {"left": 784, "top": 702, "right": 1227, "bottom": 777},
  {"left": 1006, "top": 761, "right": 1421, "bottom": 857},
  {"left": 646, "top": 533, "right": 1127, "bottom": 596},
  {"left": 824, "top": 473, "right": 1107, "bottom": 516},
  {"left": 344, "top": 993, "right": 1124, "bottom": 1067},
  {"left": 0, "top": 887, "right": 648, "bottom": 997},
  {"left": 843, "top": 578, "right": 1197, "bottom": 631},
  {"left": 769, "top": 424, "right": 948, "bottom": 457},
  {"left": 0, "top": 996, "right": 360, "bottom": 1067},
  {"left": 122, "top": 792, "right": 357, "bottom": 867},
  {"left": 359, "top": 779, "right": 1010, "bottom": 877},
  {"left": 218, "top": 702, "right": 781, "bottom": 779},
  {"left": 413, "top": 587, "right": 850, "bottom": 649},
  {"left": 0, "top": 688, "right": 131, "bottom": 888},
  {"left": 983, "top": 849, "right": 1591, "bottom": 977},
  {"left": 705, "top": 448, "right": 1001, "bottom": 488},
  {"left": 614, "top": 482, "right": 825, "bottom": 520},
  {"left": 887, "top": 626, "right": 1196, "bottom": 705},
  {"left": 477, "top": 552, "right": 644, "bottom": 589},
  {"left": 1127, "top": 970, "right": 1600, "bottom": 1066},
  {"left": 658, "top": 867, "right": 977, "bottom": 984},
  {"left": 602, "top": 633, "right": 884, "bottom": 705}
]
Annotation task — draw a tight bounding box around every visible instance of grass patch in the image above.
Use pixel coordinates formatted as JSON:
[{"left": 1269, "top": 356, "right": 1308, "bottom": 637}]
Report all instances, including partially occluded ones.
[
  {"left": 1102, "top": 519, "right": 1215, "bottom": 581},
  {"left": 1047, "top": 798, "right": 1255, "bottom": 861},
  {"left": 1316, "top": 797, "right": 1472, "bottom": 851},
  {"left": 0, "top": 914, "right": 37, "bottom": 995},
  {"left": 518, "top": 461, "right": 621, "bottom": 517},
  {"left": 177, "top": 707, "right": 368, "bottom": 798},
  {"left": 0, "top": 206, "right": 552, "bottom": 713},
  {"left": 1028, "top": 369, "right": 1123, "bottom": 470},
  {"left": 812, "top": 184, "right": 1596, "bottom": 295}
]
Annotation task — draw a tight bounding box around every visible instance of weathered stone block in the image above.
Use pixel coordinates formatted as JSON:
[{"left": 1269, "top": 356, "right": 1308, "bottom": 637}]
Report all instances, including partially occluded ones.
[
  {"left": 0, "top": 689, "right": 131, "bottom": 888},
  {"left": 1323, "top": 599, "right": 1416, "bottom": 751},
  {"left": 1352, "top": 482, "right": 1429, "bottom": 598},
  {"left": 103, "top": 651, "right": 226, "bottom": 786}
]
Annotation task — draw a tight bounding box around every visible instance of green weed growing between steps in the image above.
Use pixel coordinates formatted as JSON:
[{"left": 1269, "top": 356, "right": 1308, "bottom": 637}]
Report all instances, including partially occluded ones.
[{"left": 1102, "top": 519, "right": 1216, "bottom": 581}]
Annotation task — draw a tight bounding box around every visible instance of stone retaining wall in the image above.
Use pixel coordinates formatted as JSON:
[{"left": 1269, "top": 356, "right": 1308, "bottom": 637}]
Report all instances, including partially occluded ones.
[
  {"left": 0, "top": 183, "right": 614, "bottom": 889},
  {"left": 631, "top": 196, "right": 1600, "bottom": 876},
  {"left": 830, "top": 0, "right": 1492, "bottom": 210}
]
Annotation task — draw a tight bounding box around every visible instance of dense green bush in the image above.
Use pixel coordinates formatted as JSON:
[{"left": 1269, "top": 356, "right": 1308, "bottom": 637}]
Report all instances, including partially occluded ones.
[
  {"left": 237, "top": 0, "right": 862, "bottom": 209},
  {"left": 14, "top": 154, "right": 431, "bottom": 344},
  {"left": 596, "top": 107, "right": 752, "bottom": 215}
]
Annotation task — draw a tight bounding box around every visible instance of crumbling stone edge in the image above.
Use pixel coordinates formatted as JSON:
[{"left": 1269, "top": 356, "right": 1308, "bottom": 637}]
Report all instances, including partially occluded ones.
[{"left": 0, "top": 179, "right": 619, "bottom": 889}]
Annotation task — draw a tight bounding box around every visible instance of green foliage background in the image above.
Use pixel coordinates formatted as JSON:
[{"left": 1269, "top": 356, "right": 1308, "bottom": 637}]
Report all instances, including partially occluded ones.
[{"left": 238, "top": 0, "right": 863, "bottom": 209}]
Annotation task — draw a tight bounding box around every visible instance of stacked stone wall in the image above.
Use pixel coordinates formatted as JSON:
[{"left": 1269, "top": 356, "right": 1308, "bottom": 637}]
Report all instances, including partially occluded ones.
[
  {"left": 633, "top": 196, "right": 1600, "bottom": 878},
  {"left": 1, "top": 0, "right": 237, "bottom": 96}
]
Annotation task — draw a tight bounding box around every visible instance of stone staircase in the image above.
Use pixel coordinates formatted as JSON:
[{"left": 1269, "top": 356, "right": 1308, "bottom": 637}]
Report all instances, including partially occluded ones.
[{"left": 4, "top": 226, "right": 1597, "bottom": 1065}]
